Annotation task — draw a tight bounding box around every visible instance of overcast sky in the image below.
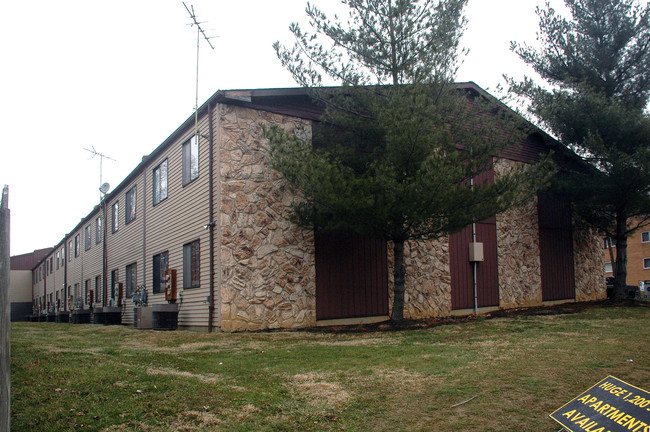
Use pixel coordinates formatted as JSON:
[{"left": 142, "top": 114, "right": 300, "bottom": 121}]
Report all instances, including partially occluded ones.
[{"left": 1, "top": 0, "right": 567, "bottom": 256}]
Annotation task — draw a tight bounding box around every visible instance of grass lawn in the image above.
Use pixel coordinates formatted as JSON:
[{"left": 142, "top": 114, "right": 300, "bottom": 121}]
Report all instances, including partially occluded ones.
[{"left": 10, "top": 303, "right": 650, "bottom": 431}]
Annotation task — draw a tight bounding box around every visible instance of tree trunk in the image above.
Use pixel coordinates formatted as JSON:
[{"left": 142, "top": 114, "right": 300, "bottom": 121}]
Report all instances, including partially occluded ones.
[
  {"left": 614, "top": 211, "right": 628, "bottom": 299},
  {"left": 391, "top": 239, "right": 406, "bottom": 321}
]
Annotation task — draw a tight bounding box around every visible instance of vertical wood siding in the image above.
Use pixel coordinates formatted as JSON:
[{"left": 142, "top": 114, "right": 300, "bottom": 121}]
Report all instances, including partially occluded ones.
[
  {"left": 538, "top": 194, "right": 575, "bottom": 301},
  {"left": 449, "top": 219, "right": 499, "bottom": 310},
  {"left": 315, "top": 232, "right": 388, "bottom": 320},
  {"left": 450, "top": 168, "right": 499, "bottom": 310}
]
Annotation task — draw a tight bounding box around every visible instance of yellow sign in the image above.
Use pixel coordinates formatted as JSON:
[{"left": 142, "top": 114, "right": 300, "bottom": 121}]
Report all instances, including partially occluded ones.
[{"left": 550, "top": 376, "right": 650, "bottom": 432}]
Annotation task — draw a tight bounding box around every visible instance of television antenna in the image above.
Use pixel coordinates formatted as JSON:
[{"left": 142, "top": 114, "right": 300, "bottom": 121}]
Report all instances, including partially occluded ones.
[
  {"left": 182, "top": 2, "right": 217, "bottom": 138},
  {"left": 84, "top": 146, "right": 116, "bottom": 201}
]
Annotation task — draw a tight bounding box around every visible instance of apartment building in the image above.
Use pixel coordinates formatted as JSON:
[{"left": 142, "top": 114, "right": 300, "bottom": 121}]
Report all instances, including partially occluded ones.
[{"left": 30, "top": 83, "right": 605, "bottom": 331}]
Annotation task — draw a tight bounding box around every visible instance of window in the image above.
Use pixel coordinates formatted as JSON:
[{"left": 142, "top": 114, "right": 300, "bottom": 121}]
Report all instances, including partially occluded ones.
[
  {"left": 126, "top": 186, "right": 136, "bottom": 224},
  {"left": 74, "top": 283, "right": 80, "bottom": 302},
  {"left": 96, "top": 216, "right": 102, "bottom": 244},
  {"left": 153, "top": 159, "right": 168, "bottom": 205},
  {"left": 182, "top": 135, "right": 199, "bottom": 186},
  {"left": 125, "top": 263, "right": 137, "bottom": 298},
  {"left": 74, "top": 234, "right": 80, "bottom": 257},
  {"left": 183, "top": 239, "right": 200, "bottom": 288},
  {"left": 95, "top": 275, "right": 101, "bottom": 305},
  {"left": 68, "top": 241, "right": 73, "bottom": 261},
  {"left": 605, "top": 262, "right": 613, "bottom": 273},
  {"left": 644, "top": 258, "right": 650, "bottom": 269},
  {"left": 49, "top": 257, "right": 53, "bottom": 274},
  {"left": 61, "top": 247, "right": 65, "bottom": 264},
  {"left": 56, "top": 251, "right": 60, "bottom": 270},
  {"left": 84, "top": 280, "right": 89, "bottom": 305},
  {"left": 46, "top": 260, "right": 49, "bottom": 275},
  {"left": 604, "top": 237, "right": 616, "bottom": 248},
  {"left": 85, "top": 225, "right": 92, "bottom": 251},
  {"left": 112, "top": 201, "right": 119, "bottom": 233},
  {"left": 642, "top": 232, "right": 650, "bottom": 243},
  {"left": 152, "top": 251, "right": 169, "bottom": 294},
  {"left": 111, "top": 269, "right": 119, "bottom": 301}
]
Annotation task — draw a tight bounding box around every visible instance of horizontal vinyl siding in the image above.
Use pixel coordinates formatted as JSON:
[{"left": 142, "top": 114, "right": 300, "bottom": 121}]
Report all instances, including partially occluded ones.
[
  {"left": 106, "top": 173, "right": 145, "bottom": 323},
  {"left": 144, "top": 115, "right": 212, "bottom": 328},
  {"left": 82, "top": 215, "right": 103, "bottom": 309}
]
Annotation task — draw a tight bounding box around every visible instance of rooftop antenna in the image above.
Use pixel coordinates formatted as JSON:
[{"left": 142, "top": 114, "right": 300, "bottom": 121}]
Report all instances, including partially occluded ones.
[
  {"left": 182, "top": 2, "right": 216, "bottom": 139},
  {"left": 84, "top": 146, "right": 116, "bottom": 201}
]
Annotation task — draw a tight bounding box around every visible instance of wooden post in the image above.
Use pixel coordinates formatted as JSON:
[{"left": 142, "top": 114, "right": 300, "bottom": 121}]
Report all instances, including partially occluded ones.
[{"left": 0, "top": 185, "right": 11, "bottom": 431}]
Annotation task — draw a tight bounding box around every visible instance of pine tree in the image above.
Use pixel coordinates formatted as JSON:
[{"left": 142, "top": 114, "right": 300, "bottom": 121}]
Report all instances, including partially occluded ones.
[
  {"left": 267, "top": 0, "right": 551, "bottom": 319},
  {"left": 510, "top": 0, "right": 650, "bottom": 299}
]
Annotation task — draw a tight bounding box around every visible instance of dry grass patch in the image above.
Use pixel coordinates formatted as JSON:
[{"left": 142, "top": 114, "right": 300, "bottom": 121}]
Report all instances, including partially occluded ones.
[
  {"left": 146, "top": 367, "right": 221, "bottom": 383},
  {"left": 291, "top": 372, "right": 351, "bottom": 407}
]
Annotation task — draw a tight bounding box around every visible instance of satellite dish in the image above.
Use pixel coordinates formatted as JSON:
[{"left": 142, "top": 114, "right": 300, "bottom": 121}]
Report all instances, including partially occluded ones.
[{"left": 99, "top": 182, "right": 110, "bottom": 194}]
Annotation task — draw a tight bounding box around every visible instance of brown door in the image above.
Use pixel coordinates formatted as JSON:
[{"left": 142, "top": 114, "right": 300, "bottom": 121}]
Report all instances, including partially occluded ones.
[
  {"left": 450, "top": 219, "right": 499, "bottom": 310},
  {"left": 538, "top": 195, "right": 575, "bottom": 301},
  {"left": 315, "top": 232, "right": 389, "bottom": 320}
]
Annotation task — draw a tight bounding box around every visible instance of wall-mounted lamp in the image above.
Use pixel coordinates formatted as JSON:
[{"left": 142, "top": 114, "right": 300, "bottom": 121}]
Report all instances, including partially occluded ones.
[{"left": 203, "top": 221, "right": 216, "bottom": 229}]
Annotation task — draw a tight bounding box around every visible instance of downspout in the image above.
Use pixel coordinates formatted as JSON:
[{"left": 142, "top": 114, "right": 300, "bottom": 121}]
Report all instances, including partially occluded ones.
[
  {"left": 142, "top": 170, "right": 147, "bottom": 301},
  {"left": 208, "top": 102, "right": 215, "bottom": 333},
  {"left": 64, "top": 240, "right": 68, "bottom": 312},
  {"left": 471, "top": 176, "right": 478, "bottom": 315},
  {"left": 102, "top": 198, "right": 108, "bottom": 306}
]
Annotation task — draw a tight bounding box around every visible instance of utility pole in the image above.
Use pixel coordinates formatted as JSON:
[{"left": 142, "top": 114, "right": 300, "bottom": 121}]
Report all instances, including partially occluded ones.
[{"left": 1, "top": 185, "right": 11, "bottom": 431}]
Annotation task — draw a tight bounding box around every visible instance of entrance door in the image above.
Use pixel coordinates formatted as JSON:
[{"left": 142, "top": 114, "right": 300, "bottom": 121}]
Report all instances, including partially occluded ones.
[{"left": 315, "top": 232, "right": 389, "bottom": 320}]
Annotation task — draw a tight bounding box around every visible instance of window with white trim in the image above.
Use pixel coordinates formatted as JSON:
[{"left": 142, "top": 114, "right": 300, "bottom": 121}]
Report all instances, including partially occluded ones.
[
  {"left": 85, "top": 225, "right": 92, "bottom": 251},
  {"left": 126, "top": 262, "right": 137, "bottom": 298},
  {"left": 642, "top": 231, "right": 650, "bottom": 243},
  {"left": 112, "top": 202, "right": 119, "bottom": 233},
  {"left": 644, "top": 258, "right": 650, "bottom": 269},
  {"left": 96, "top": 216, "right": 102, "bottom": 244},
  {"left": 182, "top": 135, "right": 199, "bottom": 186},
  {"left": 126, "top": 186, "right": 136, "bottom": 224},
  {"left": 153, "top": 159, "right": 168, "bottom": 206},
  {"left": 605, "top": 262, "right": 613, "bottom": 273},
  {"left": 183, "top": 239, "right": 200, "bottom": 288},
  {"left": 152, "top": 251, "right": 169, "bottom": 294}
]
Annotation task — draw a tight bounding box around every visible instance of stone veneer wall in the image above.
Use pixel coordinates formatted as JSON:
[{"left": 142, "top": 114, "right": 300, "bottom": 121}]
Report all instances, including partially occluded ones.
[
  {"left": 387, "top": 239, "right": 452, "bottom": 320},
  {"left": 218, "top": 104, "right": 316, "bottom": 331},
  {"left": 494, "top": 159, "right": 543, "bottom": 308},
  {"left": 574, "top": 227, "right": 606, "bottom": 301}
]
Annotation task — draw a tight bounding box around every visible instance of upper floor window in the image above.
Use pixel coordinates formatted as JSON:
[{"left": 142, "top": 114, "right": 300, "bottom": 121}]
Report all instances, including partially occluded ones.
[
  {"left": 74, "top": 234, "right": 80, "bottom": 257},
  {"left": 645, "top": 258, "right": 650, "bottom": 269},
  {"left": 96, "top": 216, "right": 102, "bottom": 244},
  {"left": 183, "top": 239, "right": 200, "bottom": 288},
  {"left": 604, "top": 237, "right": 617, "bottom": 248},
  {"left": 642, "top": 232, "right": 650, "bottom": 243},
  {"left": 56, "top": 251, "right": 60, "bottom": 270},
  {"left": 68, "top": 241, "right": 73, "bottom": 262},
  {"left": 85, "top": 225, "right": 92, "bottom": 251},
  {"left": 126, "top": 186, "right": 136, "bottom": 224},
  {"left": 49, "top": 257, "right": 53, "bottom": 274},
  {"left": 112, "top": 201, "right": 119, "bottom": 233},
  {"left": 182, "top": 135, "right": 199, "bottom": 186},
  {"left": 61, "top": 247, "right": 65, "bottom": 263},
  {"left": 153, "top": 159, "right": 168, "bottom": 206}
]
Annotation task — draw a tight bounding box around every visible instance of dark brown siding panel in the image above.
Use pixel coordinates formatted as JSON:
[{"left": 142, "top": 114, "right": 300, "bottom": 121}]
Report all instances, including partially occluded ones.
[
  {"left": 538, "top": 195, "right": 576, "bottom": 301},
  {"left": 450, "top": 220, "right": 499, "bottom": 310},
  {"left": 315, "top": 232, "right": 388, "bottom": 320}
]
